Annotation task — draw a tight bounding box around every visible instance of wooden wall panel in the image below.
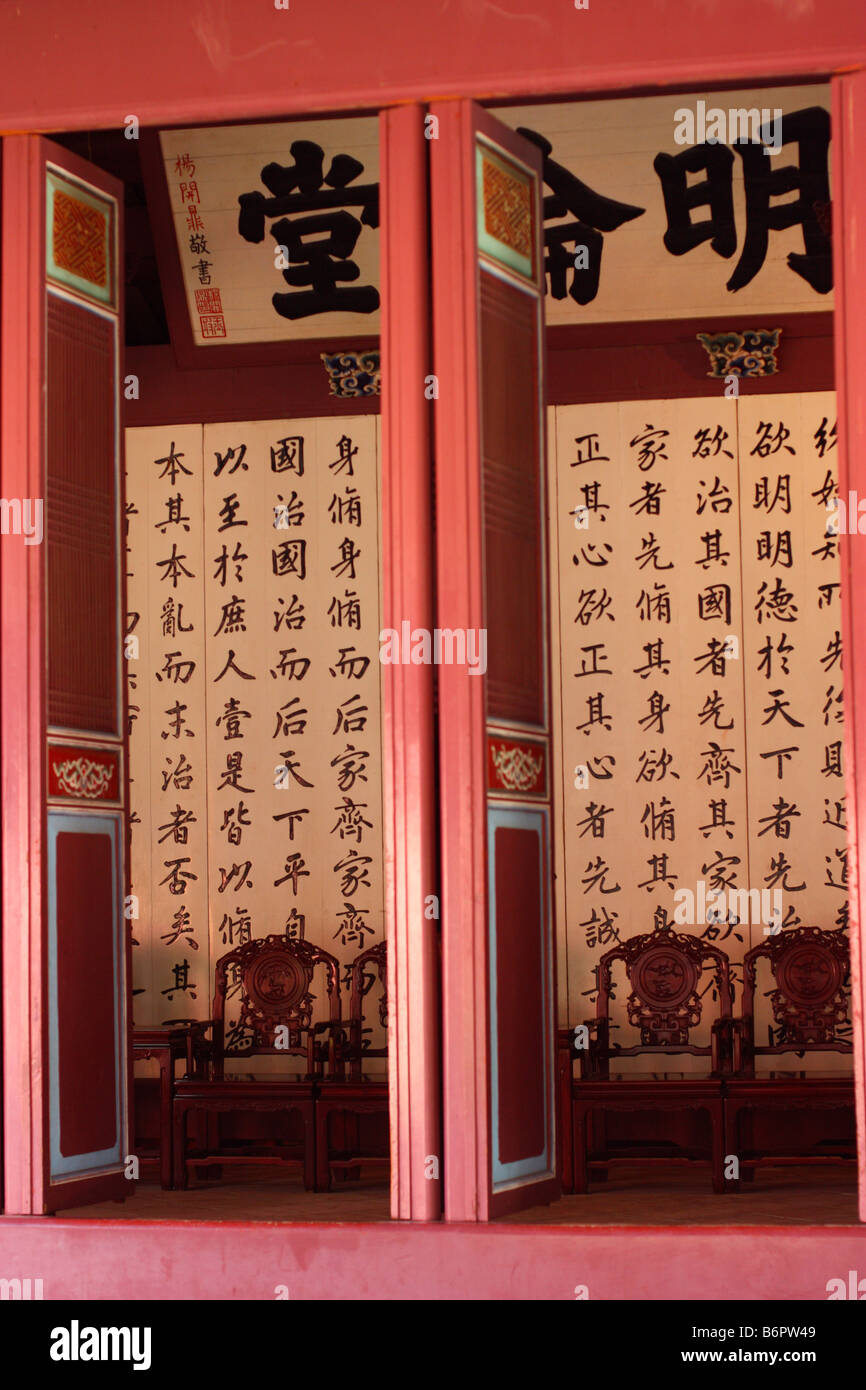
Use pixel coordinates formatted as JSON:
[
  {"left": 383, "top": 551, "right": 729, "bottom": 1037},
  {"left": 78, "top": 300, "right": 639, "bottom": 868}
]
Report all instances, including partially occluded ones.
[
  {"left": 46, "top": 297, "right": 118, "bottom": 734},
  {"left": 47, "top": 810, "right": 125, "bottom": 1186},
  {"left": 493, "top": 821, "right": 546, "bottom": 1162},
  {"left": 481, "top": 272, "right": 544, "bottom": 726},
  {"left": 55, "top": 829, "right": 118, "bottom": 1156}
]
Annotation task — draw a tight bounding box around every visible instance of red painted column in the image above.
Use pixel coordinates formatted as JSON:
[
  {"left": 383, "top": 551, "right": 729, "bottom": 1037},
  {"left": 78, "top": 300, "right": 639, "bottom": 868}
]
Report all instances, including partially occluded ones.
[
  {"left": 429, "top": 101, "right": 490, "bottom": 1222},
  {"left": 379, "top": 105, "right": 441, "bottom": 1220},
  {"left": 831, "top": 72, "right": 866, "bottom": 1223}
]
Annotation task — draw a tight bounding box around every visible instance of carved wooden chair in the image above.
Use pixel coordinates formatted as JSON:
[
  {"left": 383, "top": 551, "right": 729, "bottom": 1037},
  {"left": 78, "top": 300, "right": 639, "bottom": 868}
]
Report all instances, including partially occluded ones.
[
  {"left": 315, "top": 940, "right": 388, "bottom": 1190},
  {"left": 172, "top": 934, "right": 341, "bottom": 1190},
  {"left": 724, "top": 926, "right": 855, "bottom": 1189},
  {"left": 564, "top": 921, "right": 734, "bottom": 1193}
]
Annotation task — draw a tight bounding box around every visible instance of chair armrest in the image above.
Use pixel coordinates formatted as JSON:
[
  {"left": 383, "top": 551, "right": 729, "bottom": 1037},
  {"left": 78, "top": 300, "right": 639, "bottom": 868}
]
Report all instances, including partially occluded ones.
[
  {"left": 309, "top": 1019, "right": 359, "bottom": 1077},
  {"left": 722, "top": 1016, "right": 753, "bottom": 1076},
  {"left": 710, "top": 1017, "right": 737, "bottom": 1074},
  {"left": 175, "top": 1020, "right": 216, "bottom": 1077},
  {"left": 564, "top": 1017, "right": 609, "bottom": 1080}
]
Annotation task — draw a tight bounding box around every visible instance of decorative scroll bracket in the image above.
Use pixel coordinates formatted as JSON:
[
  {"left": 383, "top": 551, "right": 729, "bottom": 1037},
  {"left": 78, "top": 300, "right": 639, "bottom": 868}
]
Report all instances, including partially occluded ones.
[
  {"left": 697, "top": 328, "right": 782, "bottom": 378},
  {"left": 321, "top": 349, "right": 381, "bottom": 398}
]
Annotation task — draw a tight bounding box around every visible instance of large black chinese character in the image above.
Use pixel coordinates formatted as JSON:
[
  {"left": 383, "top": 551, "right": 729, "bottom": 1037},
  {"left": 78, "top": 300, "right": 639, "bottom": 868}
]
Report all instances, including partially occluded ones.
[
  {"left": 654, "top": 107, "right": 831, "bottom": 293},
  {"left": 516, "top": 127, "right": 645, "bottom": 305},
  {"left": 238, "top": 142, "right": 380, "bottom": 320}
]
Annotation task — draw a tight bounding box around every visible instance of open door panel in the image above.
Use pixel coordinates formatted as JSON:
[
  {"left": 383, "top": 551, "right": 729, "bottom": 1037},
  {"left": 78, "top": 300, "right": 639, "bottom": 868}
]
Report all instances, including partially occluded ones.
[
  {"left": 1, "top": 137, "right": 130, "bottom": 1213},
  {"left": 431, "top": 102, "right": 558, "bottom": 1220}
]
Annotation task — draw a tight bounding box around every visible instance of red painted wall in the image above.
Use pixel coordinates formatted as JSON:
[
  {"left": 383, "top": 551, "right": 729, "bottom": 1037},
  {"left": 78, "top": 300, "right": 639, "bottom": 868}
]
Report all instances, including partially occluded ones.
[
  {"left": 0, "top": 2, "right": 863, "bottom": 131},
  {"left": 0, "top": 1218, "right": 864, "bottom": 1300}
]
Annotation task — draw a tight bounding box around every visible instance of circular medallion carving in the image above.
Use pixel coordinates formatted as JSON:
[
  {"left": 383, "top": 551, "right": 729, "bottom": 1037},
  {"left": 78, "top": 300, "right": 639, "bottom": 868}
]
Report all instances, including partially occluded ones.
[
  {"left": 244, "top": 949, "right": 306, "bottom": 1014},
  {"left": 776, "top": 945, "right": 840, "bottom": 1006},
  {"left": 631, "top": 946, "right": 697, "bottom": 1008}
]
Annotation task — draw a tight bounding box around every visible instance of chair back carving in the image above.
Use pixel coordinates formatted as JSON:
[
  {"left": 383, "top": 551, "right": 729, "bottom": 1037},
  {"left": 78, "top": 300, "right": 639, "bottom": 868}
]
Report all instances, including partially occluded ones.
[
  {"left": 740, "top": 926, "right": 850, "bottom": 1066},
  {"left": 212, "top": 934, "right": 341, "bottom": 1076},
  {"left": 346, "top": 939, "right": 387, "bottom": 1080},
  {"left": 595, "top": 921, "right": 733, "bottom": 1069}
]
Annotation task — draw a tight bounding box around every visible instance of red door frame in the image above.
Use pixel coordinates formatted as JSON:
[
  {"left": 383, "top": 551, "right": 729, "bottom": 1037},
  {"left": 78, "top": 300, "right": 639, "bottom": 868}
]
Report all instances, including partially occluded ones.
[
  {"left": 118, "top": 106, "right": 443, "bottom": 1224},
  {"left": 1, "top": 137, "right": 130, "bottom": 1214},
  {"left": 379, "top": 105, "right": 441, "bottom": 1220},
  {"left": 427, "top": 76, "right": 866, "bottom": 1222},
  {"left": 430, "top": 101, "right": 559, "bottom": 1221},
  {"left": 1, "top": 105, "right": 443, "bottom": 1225},
  {"left": 831, "top": 72, "right": 866, "bottom": 1222},
  {"left": 1, "top": 136, "right": 46, "bottom": 1214}
]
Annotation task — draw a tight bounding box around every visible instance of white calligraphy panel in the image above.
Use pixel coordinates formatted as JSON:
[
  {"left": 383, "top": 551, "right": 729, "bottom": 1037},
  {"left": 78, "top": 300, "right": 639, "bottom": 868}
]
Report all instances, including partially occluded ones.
[
  {"left": 125, "top": 439, "right": 154, "bottom": 1021},
  {"left": 494, "top": 85, "right": 831, "bottom": 325},
  {"left": 127, "top": 419, "right": 385, "bottom": 1071},
  {"left": 552, "top": 400, "right": 749, "bottom": 1071},
  {"left": 126, "top": 426, "right": 209, "bottom": 1028},
  {"left": 159, "top": 121, "right": 380, "bottom": 347},
  {"left": 739, "top": 391, "right": 848, "bottom": 1067},
  {"left": 551, "top": 393, "right": 845, "bottom": 1074}
]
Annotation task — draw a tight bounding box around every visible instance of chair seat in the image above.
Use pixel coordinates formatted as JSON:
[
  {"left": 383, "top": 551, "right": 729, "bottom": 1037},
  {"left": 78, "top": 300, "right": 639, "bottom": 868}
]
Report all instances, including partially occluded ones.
[
  {"left": 318, "top": 1078, "right": 387, "bottom": 1095},
  {"left": 314, "top": 1078, "right": 388, "bottom": 1190},
  {"left": 173, "top": 1077, "right": 317, "bottom": 1190},
  {"left": 174, "top": 1078, "right": 315, "bottom": 1102},
  {"left": 725, "top": 1076, "right": 855, "bottom": 1103},
  {"left": 571, "top": 1076, "right": 725, "bottom": 1193},
  {"left": 574, "top": 1078, "right": 722, "bottom": 1099},
  {"left": 728, "top": 1073, "right": 854, "bottom": 1085},
  {"left": 205, "top": 1072, "right": 315, "bottom": 1085}
]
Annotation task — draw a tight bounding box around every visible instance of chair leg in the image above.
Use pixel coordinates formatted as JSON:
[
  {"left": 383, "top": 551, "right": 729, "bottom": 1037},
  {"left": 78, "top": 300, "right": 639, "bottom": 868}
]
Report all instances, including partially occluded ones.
[
  {"left": 557, "top": 1054, "right": 574, "bottom": 1195},
  {"left": 573, "top": 1104, "right": 588, "bottom": 1193},
  {"left": 173, "top": 1102, "right": 188, "bottom": 1190},
  {"left": 304, "top": 1103, "right": 317, "bottom": 1192},
  {"left": 339, "top": 1113, "right": 362, "bottom": 1182},
  {"left": 315, "top": 1102, "right": 330, "bottom": 1192},
  {"left": 709, "top": 1100, "right": 724, "bottom": 1194},
  {"left": 559, "top": 1096, "right": 574, "bottom": 1195},
  {"left": 724, "top": 1099, "right": 741, "bottom": 1192},
  {"left": 740, "top": 1109, "right": 756, "bottom": 1181}
]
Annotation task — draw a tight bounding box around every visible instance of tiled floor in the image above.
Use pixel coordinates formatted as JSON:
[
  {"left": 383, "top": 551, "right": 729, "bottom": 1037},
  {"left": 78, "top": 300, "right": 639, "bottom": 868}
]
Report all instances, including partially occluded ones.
[
  {"left": 504, "top": 1163, "right": 859, "bottom": 1226},
  {"left": 62, "top": 1165, "right": 391, "bottom": 1223},
  {"left": 60, "top": 1162, "right": 858, "bottom": 1225}
]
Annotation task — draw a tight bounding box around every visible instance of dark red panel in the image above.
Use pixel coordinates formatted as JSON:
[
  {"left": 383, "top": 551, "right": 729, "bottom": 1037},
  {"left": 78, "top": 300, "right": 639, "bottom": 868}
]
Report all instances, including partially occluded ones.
[
  {"left": 546, "top": 313, "right": 834, "bottom": 405},
  {"left": 124, "top": 345, "right": 380, "bottom": 426},
  {"left": 46, "top": 295, "right": 117, "bottom": 733},
  {"left": 56, "top": 830, "right": 118, "bottom": 1156},
  {"left": 480, "top": 269, "right": 543, "bottom": 726},
  {"left": 494, "top": 825, "right": 545, "bottom": 1163}
]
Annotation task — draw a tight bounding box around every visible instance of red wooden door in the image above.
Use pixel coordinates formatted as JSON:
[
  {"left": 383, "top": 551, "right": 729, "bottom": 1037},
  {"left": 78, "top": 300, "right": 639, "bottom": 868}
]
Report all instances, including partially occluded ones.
[
  {"left": 431, "top": 103, "right": 558, "bottom": 1219},
  {"left": 1, "top": 137, "right": 130, "bottom": 1213}
]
